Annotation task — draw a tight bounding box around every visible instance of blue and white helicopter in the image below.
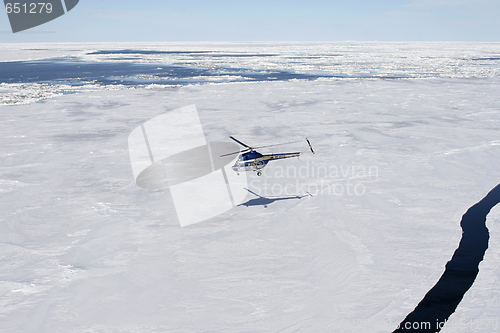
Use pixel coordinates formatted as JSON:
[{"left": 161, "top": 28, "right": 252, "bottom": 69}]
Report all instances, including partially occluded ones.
[{"left": 220, "top": 136, "right": 315, "bottom": 176}]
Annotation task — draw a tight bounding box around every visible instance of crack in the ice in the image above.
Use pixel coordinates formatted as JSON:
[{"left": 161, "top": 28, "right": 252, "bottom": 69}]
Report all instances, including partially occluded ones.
[{"left": 393, "top": 183, "right": 500, "bottom": 332}]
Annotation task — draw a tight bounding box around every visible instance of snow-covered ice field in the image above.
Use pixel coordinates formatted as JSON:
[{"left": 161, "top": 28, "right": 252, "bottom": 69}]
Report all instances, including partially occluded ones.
[{"left": 1, "top": 43, "right": 500, "bottom": 332}]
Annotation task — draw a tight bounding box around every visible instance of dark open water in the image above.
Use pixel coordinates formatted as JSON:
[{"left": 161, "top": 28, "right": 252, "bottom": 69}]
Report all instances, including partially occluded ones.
[
  {"left": 0, "top": 48, "right": 420, "bottom": 87},
  {"left": 0, "top": 56, "right": 343, "bottom": 86}
]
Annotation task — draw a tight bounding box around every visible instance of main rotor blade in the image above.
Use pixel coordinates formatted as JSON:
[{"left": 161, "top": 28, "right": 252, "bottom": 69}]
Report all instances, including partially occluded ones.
[
  {"left": 219, "top": 148, "right": 251, "bottom": 157},
  {"left": 230, "top": 136, "right": 252, "bottom": 149},
  {"left": 253, "top": 139, "right": 302, "bottom": 150},
  {"left": 219, "top": 151, "right": 241, "bottom": 157}
]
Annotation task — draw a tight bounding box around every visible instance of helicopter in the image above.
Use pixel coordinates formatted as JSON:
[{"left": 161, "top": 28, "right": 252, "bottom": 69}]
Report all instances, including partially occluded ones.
[{"left": 220, "top": 136, "right": 315, "bottom": 176}]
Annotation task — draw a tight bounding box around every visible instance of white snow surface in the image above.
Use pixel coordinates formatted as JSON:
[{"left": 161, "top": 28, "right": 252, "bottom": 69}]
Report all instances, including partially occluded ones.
[{"left": 1, "top": 43, "right": 500, "bottom": 332}]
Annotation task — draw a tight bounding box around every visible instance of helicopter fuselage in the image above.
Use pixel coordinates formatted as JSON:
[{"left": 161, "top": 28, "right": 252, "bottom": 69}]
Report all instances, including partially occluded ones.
[
  {"left": 232, "top": 150, "right": 302, "bottom": 175},
  {"left": 222, "top": 136, "right": 314, "bottom": 176}
]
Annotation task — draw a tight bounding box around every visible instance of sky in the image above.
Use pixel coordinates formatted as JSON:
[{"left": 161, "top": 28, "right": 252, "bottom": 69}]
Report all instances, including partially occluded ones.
[{"left": 0, "top": 0, "right": 499, "bottom": 42}]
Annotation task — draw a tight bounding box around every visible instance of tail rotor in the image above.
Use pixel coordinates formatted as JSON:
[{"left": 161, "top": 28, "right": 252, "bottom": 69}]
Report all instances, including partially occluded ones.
[{"left": 306, "top": 138, "right": 315, "bottom": 154}]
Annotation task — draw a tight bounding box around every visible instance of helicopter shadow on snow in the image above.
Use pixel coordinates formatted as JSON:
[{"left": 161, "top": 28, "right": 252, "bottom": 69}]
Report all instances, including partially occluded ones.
[{"left": 238, "top": 188, "right": 311, "bottom": 208}]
